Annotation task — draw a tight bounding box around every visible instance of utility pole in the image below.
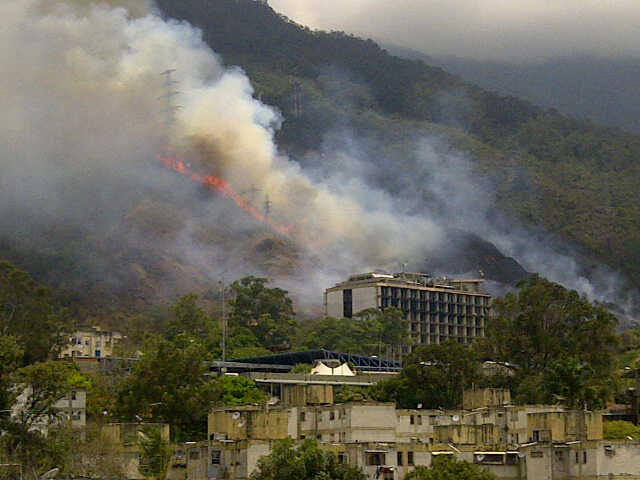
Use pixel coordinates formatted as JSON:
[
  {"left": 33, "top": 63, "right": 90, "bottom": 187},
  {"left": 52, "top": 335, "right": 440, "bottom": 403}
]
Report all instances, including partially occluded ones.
[{"left": 220, "top": 279, "right": 227, "bottom": 362}]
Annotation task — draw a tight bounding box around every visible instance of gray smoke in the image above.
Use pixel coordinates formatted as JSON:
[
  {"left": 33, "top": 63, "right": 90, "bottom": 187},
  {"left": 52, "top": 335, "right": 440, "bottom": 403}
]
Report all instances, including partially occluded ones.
[{"left": 1, "top": 0, "right": 634, "bottom": 318}]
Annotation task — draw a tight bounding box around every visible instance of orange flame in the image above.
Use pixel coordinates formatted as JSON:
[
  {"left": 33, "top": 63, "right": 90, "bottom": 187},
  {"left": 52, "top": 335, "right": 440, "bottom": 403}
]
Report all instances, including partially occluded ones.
[{"left": 157, "top": 154, "right": 296, "bottom": 240}]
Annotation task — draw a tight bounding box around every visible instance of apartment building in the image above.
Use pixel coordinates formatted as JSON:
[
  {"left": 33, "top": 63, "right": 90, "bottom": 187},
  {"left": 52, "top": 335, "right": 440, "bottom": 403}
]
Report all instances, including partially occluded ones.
[
  {"left": 60, "top": 325, "right": 123, "bottom": 359},
  {"left": 206, "top": 388, "right": 640, "bottom": 480},
  {"left": 324, "top": 272, "right": 491, "bottom": 346}
]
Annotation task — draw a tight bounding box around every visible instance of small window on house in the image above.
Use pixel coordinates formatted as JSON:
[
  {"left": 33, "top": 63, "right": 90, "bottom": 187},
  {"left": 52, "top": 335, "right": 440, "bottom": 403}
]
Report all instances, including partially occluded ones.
[
  {"left": 211, "top": 450, "right": 221, "bottom": 465},
  {"left": 316, "top": 434, "right": 321, "bottom": 440},
  {"left": 410, "top": 415, "right": 415, "bottom": 425},
  {"left": 583, "top": 451, "right": 587, "bottom": 464},
  {"left": 189, "top": 450, "right": 200, "bottom": 460},
  {"left": 554, "top": 450, "right": 564, "bottom": 461},
  {"left": 429, "top": 415, "right": 438, "bottom": 425},
  {"left": 397, "top": 451, "right": 403, "bottom": 466},
  {"left": 300, "top": 435, "right": 306, "bottom": 440},
  {"left": 417, "top": 415, "right": 422, "bottom": 425},
  {"left": 72, "top": 410, "right": 81, "bottom": 420},
  {"left": 300, "top": 412, "right": 306, "bottom": 422},
  {"left": 330, "top": 411, "right": 335, "bottom": 420},
  {"left": 408, "top": 452, "right": 414, "bottom": 466},
  {"left": 338, "top": 453, "right": 347, "bottom": 464},
  {"left": 71, "top": 391, "right": 77, "bottom": 400},
  {"left": 366, "top": 453, "right": 384, "bottom": 466}
]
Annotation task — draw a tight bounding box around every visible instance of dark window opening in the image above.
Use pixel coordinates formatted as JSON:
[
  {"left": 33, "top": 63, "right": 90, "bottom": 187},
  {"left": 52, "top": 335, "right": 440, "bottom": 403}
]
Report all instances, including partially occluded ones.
[{"left": 343, "top": 289, "right": 352, "bottom": 318}]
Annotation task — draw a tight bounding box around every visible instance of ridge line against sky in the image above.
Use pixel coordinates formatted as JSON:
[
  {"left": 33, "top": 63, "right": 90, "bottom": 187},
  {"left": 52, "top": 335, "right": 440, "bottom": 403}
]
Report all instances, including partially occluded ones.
[{"left": 268, "top": 0, "right": 640, "bottom": 62}]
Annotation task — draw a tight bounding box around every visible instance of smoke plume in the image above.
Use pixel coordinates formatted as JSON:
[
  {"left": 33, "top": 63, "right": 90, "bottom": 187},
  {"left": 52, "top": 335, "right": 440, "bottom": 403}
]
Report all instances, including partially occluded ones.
[{"left": 0, "top": 0, "right": 635, "bottom": 319}]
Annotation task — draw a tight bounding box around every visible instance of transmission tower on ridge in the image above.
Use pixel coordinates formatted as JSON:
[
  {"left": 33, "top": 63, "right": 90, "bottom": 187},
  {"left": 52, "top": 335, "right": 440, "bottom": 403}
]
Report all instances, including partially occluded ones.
[
  {"left": 264, "top": 194, "right": 272, "bottom": 221},
  {"left": 160, "top": 69, "right": 182, "bottom": 130}
]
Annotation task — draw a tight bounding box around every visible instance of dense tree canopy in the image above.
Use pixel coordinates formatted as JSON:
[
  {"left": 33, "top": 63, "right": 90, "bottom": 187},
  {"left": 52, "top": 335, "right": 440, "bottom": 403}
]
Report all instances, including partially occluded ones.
[
  {"left": 405, "top": 456, "right": 497, "bottom": 480},
  {"left": 250, "top": 439, "right": 366, "bottom": 480},
  {"left": 479, "top": 275, "right": 619, "bottom": 407},
  {"left": 229, "top": 276, "right": 296, "bottom": 351},
  {"left": 115, "top": 336, "right": 265, "bottom": 441},
  {"left": 372, "top": 341, "right": 479, "bottom": 409},
  {"left": 300, "top": 307, "right": 407, "bottom": 356},
  {"left": 0, "top": 261, "right": 72, "bottom": 365}
]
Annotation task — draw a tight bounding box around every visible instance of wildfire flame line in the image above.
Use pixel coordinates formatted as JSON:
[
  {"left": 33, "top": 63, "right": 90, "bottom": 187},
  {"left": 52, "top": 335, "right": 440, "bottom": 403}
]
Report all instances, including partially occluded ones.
[{"left": 157, "top": 154, "right": 296, "bottom": 240}]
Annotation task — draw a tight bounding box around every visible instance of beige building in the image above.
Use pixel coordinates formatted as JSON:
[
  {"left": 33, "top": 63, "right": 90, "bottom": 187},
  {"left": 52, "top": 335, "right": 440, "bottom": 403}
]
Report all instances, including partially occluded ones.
[
  {"left": 205, "top": 388, "right": 640, "bottom": 480},
  {"left": 101, "top": 423, "right": 170, "bottom": 480},
  {"left": 60, "top": 325, "right": 123, "bottom": 359},
  {"left": 324, "top": 272, "right": 491, "bottom": 346}
]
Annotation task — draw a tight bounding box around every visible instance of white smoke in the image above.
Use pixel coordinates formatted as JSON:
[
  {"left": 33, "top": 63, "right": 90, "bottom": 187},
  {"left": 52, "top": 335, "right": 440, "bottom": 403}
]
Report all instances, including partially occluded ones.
[{"left": 0, "top": 0, "right": 444, "bottom": 305}]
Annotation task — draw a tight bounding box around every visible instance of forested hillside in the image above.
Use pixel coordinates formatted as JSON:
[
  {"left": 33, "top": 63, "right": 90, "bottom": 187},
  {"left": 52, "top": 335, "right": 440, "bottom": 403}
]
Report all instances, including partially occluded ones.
[{"left": 156, "top": 0, "right": 640, "bottom": 294}]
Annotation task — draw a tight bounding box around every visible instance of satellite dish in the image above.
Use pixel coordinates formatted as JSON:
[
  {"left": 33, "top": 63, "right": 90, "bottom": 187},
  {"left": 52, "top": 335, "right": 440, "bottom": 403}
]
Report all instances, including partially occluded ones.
[
  {"left": 417, "top": 403, "right": 423, "bottom": 409},
  {"left": 452, "top": 415, "right": 460, "bottom": 422},
  {"left": 232, "top": 411, "right": 241, "bottom": 420},
  {"left": 41, "top": 469, "right": 59, "bottom": 480},
  {"left": 476, "top": 454, "right": 485, "bottom": 462},
  {"left": 237, "top": 420, "right": 245, "bottom": 428}
]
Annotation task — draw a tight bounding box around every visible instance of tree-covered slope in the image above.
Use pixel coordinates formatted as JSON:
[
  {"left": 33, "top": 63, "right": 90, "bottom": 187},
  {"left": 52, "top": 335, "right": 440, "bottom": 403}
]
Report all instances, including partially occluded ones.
[{"left": 156, "top": 0, "right": 640, "bottom": 291}]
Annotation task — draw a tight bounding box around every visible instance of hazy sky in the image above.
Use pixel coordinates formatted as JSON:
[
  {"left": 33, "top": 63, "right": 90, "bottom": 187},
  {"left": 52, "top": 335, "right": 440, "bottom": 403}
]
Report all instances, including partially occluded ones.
[{"left": 268, "top": 0, "right": 640, "bottom": 61}]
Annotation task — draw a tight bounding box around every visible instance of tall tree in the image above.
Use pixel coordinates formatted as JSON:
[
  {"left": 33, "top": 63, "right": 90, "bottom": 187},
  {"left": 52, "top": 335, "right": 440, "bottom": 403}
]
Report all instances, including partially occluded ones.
[
  {"left": 250, "top": 438, "right": 366, "bottom": 480},
  {"left": 479, "top": 274, "right": 619, "bottom": 408},
  {"left": 372, "top": 341, "right": 479, "bottom": 409},
  {"left": 0, "top": 261, "right": 72, "bottom": 364},
  {"left": 229, "top": 276, "right": 296, "bottom": 350}
]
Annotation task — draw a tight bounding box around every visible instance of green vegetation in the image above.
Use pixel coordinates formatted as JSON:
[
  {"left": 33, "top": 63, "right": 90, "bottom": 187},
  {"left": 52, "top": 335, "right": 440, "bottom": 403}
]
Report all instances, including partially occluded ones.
[
  {"left": 604, "top": 420, "right": 640, "bottom": 440},
  {"left": 250, "top": 438, "right": 366, "bottom": 480},
  {"left": 371, "top": 341, "right": 479, "bottom": 409},
  {"left": 138, "top": 425, "right": 172, "bottom": 480},
  {"left": 155, "top": 0, "right": 640, "bottom": 293},
  {"left": 479, "top": 275, "right": 618, "bottom": 408},
  {"left": 299, "top": 307, "right": 407, "bottom": 356},
  {"left": 405, "top": 456, "right": 497, "bottom": 480}
]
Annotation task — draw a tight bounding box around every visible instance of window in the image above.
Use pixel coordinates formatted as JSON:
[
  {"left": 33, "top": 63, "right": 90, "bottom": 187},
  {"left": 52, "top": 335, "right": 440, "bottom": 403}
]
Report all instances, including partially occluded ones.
[
  {"left": 410, "top": 415, "right": 415, "bottom": 425},
  {"left": 300, "top": 412, "right": 306, "bottom": 422},
  {"left": 72, "top": 410, "right": 81, "bottom": 420},
  {"left": 211, "top": 450, "right": 221, "bottom": 465},
  {"left": 417, "top": 415, "right": 422, "bottom": 425},
  {"left": 408, "top": 452, "right": 414, "bottom": 466},
  {"left": 343, "top": 289, "right": 353, "bottom": 318},
  {"left": 330, "top": 411, "right": 335, "bottom": 420},
  {"left": 366, "top": 453, "right": 384, "bottom": 466},
  {"left": 397, "top": 451, "right": 403, "bottom": 466},
  {"left": 338, "top": 453, "right": 347, "bottom": 464},
  {"left": 574, "top": 451, "right": 587, "bottom": 464},
  {"left": 189, "top": 450, "right": 200, "bottom": 460},
  {"left": 429, "top": 415, "right": 438, "bottom": 425},
  {"left": 71, "top": 391, "right": 77, "bottom": 400}
]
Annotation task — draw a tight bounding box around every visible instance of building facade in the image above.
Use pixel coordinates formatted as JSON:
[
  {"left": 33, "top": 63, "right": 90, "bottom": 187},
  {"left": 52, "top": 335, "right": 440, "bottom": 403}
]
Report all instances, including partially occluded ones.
[
  {"left": 324, "top": 272, "right": 491, "bottom": 346},
  {"left": 205, "top": 390, "right": 640, "bottom": 480},
  {"left": 60, "top": 325, "right": 123, "bottom": 359}
]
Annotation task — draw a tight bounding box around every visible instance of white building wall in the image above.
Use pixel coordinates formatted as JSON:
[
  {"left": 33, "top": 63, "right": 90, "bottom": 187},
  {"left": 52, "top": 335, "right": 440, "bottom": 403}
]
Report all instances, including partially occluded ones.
[{"left": 326, "top": 290, "right": 343, "bottom": 318}]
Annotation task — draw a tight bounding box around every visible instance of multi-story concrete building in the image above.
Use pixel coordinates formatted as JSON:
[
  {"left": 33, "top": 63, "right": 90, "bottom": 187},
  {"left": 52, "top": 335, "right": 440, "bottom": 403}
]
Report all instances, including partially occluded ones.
[
  {"left": 206, "top": 388, "right": 640, "bottom": 480},
  {"left": 324, "top": 272, "right": 491, "bottom": 346},
  {"left": 60, "top": 325, "right": 123, "bottom": 359}
]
